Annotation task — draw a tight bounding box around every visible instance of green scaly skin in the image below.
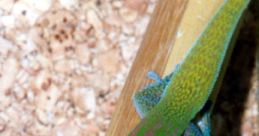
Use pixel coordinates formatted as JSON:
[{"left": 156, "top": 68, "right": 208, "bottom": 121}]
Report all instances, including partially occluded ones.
[{"left": 130, "top": 0, "right": 251, "bottom": 135}]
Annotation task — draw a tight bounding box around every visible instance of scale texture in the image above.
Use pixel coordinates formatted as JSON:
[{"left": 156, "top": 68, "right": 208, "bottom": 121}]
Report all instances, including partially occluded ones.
[{"left": 130, "top": 0, "right": 251, "bottom": 135}]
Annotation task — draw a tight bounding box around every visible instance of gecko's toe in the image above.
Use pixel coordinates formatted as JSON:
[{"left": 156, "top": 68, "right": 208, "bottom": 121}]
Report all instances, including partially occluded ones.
[{"left": 147, "top": 71, "right": 163, "bottom": 83}]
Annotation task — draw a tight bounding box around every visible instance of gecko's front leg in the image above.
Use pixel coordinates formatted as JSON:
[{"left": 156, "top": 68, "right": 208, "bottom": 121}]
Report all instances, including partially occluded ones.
[{"left": 133, "top": 71, "right": 211, "bottom": 136}]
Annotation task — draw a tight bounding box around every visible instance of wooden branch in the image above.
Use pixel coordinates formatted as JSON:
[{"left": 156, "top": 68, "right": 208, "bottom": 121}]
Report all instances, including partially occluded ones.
[{"left": 107, "top": 0, "right": 225, "bottom": 135}]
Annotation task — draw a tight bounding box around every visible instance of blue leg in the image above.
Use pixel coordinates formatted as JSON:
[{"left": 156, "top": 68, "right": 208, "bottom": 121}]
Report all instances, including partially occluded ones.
[
  {"left": 184, "top": 123, "right": 203, "bottom": 136},
  {"left": 133, "top": 71, "right": 173, "bottom": 118},
  {"left": 147, "top": 71, "right": 163, "bottom": 83},
  {"left": 133, "top": 72, "right": 169, "bottom": 118},
  {"left": 184, "top": 112, "right": 211, "bottom": 136},
  {"left": 197, "top": 112, "right": 211, "bottom": 136},
  {"left": 132, "top": 65, "right": 182, "bottom": 118}
]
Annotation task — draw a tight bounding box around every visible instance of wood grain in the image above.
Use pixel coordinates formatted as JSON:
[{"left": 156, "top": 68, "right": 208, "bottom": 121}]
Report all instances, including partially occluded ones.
[
  {"left": 107, "top": 0, "right": 225, "bottom": 135},
  {"left": 107, "top": 0, "right": 188, "bottom": 135}
]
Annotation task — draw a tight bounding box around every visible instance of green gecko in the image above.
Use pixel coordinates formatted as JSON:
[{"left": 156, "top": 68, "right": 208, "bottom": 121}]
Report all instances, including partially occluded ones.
[{"left": 130, "top": 0, "right": 251, "bottom": 135}]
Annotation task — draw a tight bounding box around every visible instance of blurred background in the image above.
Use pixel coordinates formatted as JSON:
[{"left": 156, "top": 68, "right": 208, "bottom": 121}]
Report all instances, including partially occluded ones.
[{"left": 0, "top": 0, "right": 155, "bottom": 135}]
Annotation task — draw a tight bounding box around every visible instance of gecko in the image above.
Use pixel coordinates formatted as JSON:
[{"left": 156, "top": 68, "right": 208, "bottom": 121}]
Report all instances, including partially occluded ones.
[{"left": 130, "top": 0, "right": 251, "bottom": 135}]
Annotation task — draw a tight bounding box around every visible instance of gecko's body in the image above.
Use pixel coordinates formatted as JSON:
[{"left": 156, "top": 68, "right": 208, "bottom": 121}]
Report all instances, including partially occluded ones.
[{"left": 130, "top": 0, "right": 251, "bottom": 135}]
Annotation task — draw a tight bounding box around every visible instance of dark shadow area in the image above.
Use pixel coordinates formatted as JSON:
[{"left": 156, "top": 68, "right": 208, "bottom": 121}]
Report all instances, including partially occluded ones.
[{"left": 211, "top": 2, "right": 258, "bottom": 136}]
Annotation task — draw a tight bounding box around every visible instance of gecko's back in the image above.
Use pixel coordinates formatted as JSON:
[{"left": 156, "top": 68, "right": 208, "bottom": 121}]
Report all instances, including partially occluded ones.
[{"left": 130, "top": 0, "right": 251, "bottom": 135}]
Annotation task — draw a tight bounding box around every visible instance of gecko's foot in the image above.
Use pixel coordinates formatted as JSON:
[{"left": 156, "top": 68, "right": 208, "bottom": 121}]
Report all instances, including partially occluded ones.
[
  {"left": 147, "top": 71, "right": 163, "bottom": 83},
  {"left": 197, "top": 112, "right": 211, "bottom": 136},
  {"left": 184, "top": 123, "right": 203, "bottom": 136},
  {"left": 147, "top": 63, "right": 180, "bottom": 84},
  {"left": 133, "top": 71, "right": 168, "bottom": 118}
]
